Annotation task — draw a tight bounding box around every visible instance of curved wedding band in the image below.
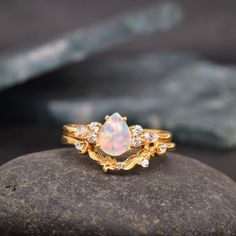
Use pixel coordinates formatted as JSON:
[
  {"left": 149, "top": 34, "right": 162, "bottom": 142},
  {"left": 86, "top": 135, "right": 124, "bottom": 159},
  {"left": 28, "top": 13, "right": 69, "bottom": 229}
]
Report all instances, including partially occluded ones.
[{"left": 62, "top": 112, "right": 175, "bottom": 172}]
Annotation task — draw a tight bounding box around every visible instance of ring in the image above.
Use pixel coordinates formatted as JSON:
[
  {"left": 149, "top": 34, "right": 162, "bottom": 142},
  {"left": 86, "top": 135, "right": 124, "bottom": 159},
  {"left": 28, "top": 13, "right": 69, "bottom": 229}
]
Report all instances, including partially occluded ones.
[{"left": 62, "top": 112, "right": 175, "bottom": 172}]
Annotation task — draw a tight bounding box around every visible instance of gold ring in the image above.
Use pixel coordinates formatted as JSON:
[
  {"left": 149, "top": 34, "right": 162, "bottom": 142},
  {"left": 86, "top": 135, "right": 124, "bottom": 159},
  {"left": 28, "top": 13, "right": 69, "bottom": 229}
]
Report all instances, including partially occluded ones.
[{"left": 62, "top": 112, "right": 175, "bottom": 172}]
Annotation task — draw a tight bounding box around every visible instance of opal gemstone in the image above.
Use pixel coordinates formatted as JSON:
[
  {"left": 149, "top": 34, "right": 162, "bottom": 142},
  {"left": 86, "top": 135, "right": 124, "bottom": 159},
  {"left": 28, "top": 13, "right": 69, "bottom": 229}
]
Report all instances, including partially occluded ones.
[{"left": 98, "top": 113, "right": 131, "bottom": 156}]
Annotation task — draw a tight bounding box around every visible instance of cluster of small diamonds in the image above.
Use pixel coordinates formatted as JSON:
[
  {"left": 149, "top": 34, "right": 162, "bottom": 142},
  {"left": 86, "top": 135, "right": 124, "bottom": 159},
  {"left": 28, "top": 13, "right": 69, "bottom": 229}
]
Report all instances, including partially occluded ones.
[
  {"left": 74, "top": 122, "right": 101, "bottom": 152},
  {"left": 130, "top": 125, "right": 150, "bottom": 168},
  {"left": 131, "top": 125, "right": 144, "bottom": 148},
  {"left": 74, "top": 121, "right": 168, "bottom": 169},
  {"left": 131, "top": 125, "right": 160, "bottom": 147},
  {"left": 130, "top": 125, "right": 169, "bottom": 168}
]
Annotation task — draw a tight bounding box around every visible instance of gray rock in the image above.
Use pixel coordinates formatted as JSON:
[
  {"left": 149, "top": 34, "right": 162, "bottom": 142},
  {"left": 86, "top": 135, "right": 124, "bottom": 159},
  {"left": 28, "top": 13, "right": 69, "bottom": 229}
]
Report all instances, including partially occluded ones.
[
  {"left": 0, "top": 2, "right": 181, "bottom": 91},
  {"left": 0, "top": 52, "right": 198, "bottom": 123},
  {"left": 1, "top": 52, "right": 236, "bottom": 149},
  {"left": 0, "top": 148, "right": 235, "bottom": 235},
  {"left": 150, "top": 61, "right": 236, "bottom": 149},
  {"left": 43, "top": 60, "right": 236, "bottom": 149}
]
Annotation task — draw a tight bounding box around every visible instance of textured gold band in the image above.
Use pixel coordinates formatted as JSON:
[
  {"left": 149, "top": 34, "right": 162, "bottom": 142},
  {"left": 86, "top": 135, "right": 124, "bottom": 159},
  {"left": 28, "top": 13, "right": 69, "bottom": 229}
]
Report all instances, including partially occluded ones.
[
  {"left": 62, "top": 113, "right": 175, "bottom": 172},
  {"left": 62, "top": 134, "right": 175, "bottom": 150},
  {"left": 63, "top": 124, "right": 172, "bottom": 141}
]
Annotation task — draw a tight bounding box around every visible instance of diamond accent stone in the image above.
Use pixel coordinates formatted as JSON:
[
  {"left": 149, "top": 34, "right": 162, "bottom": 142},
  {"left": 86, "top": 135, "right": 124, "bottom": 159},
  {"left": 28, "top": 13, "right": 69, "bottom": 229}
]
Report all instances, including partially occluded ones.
[
  {"left": 117, "top": 162, "right": 123, "bottom": 170},
  {"left": 132, "top": 136, "right": 142, "bottom": 147},
  {"left": 132, "top": 125, "right": 143, "bottom": 136},
  {"left": 140, "top": 158, "right": 149, "bottom": 168},
  {"left": 144, "top": 132, "right": 158, "bottom": 143},
  {"left": 89, "top": 122, "right": 100, "bottom": 133},
  {"left": 75, "top": 141, "right": 85, "bottom": 151},
  {"left": 98, "top": 112, "right": 131, "bottom": 156},
  {"left": 87, "top": 133, "right": 97, "bottom": 144},
  {"left": 75, "top": 126, "right": 88, "bottom": 137},
  {"left": 159, "top": 144, "right": 167, "bottom": 154}
]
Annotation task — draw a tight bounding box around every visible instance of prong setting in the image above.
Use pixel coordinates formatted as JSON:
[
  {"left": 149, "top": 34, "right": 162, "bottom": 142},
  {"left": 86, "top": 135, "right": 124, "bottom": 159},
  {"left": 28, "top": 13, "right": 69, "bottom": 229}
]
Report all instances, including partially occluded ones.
[{"left": 63, "top": 112, "right": 174, "bottom": 172}]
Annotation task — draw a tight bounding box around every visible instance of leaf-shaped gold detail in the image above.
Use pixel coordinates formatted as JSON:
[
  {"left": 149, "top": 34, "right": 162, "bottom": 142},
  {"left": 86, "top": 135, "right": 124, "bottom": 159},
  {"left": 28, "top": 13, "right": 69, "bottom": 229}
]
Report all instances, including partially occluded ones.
[{"left": 86, "top": 140, "right": 173, "bottom": 172}]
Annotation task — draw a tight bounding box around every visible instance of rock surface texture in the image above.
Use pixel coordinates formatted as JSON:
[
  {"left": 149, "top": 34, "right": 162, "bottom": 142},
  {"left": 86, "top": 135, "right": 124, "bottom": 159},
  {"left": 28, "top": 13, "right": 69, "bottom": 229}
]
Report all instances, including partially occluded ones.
[
  {"left": 0, "top": 148, "right": 236, "bottom": 235},
  {"left": 0, "top": 2, "right": 181, "bottom": 91},
  {"left": 2, "top": 53, "right": 236, "bottom": 149}
]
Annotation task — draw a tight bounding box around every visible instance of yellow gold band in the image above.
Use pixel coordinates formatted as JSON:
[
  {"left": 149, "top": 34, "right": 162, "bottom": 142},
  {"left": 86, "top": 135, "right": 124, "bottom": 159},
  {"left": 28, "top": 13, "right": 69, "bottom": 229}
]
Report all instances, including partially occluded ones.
[
  {"left": 63, "top": 124, "right": 172, "bottom": 141},
  {"left": 62, "top": 113, "right": 175, "bottom": 172}
]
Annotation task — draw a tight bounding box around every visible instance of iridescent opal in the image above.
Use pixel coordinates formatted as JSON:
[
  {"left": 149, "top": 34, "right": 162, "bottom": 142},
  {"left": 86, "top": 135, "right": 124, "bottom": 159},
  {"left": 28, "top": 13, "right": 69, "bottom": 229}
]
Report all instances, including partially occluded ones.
[{"left": 98, "top": 112, "right": 131, "bottom": 156}]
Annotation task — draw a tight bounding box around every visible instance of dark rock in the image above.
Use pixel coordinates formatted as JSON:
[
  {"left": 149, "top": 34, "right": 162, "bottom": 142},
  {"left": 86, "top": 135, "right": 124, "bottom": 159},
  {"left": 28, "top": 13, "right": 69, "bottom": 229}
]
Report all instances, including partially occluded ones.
[
  {"left": 151, "top": 61, "right": 236, "bottom": 149},
  {"left": 1, "top": 52, "right": 236, "bottom": 149},
  {"left": 0, "top": 2, "right": 181, "bottom": 91},
  {"left": 0, "top": 148, "right": 235, "bottom": 235},
  {"left": 0, "top": 52, "right": 197, "bottom": 125},
  {"left": 52, "top": 60, "right": 236, "bottom": 150}
]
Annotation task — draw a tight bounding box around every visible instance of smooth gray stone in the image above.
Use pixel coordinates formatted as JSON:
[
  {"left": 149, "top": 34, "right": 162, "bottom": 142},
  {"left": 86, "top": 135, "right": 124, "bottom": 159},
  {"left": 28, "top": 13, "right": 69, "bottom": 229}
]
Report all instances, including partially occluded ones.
[
  {"left": 0, "top": 148, "right": 235, "bottom": 235},
  {"left": 0, "top": 2, "right": 181, "bottom": 91}
]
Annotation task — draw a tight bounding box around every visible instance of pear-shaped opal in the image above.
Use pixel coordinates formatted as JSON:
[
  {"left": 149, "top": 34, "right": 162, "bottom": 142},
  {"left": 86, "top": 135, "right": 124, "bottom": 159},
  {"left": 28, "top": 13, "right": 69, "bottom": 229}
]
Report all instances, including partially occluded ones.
[{"left": 98, "top": 112, "right": 131, "bottom": 156}]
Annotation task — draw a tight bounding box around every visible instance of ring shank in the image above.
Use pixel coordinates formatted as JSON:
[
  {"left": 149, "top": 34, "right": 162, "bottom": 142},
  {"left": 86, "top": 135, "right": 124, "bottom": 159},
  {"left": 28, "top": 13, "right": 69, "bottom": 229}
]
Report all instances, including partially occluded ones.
[
  {"left": 62, "top": 134, "right": 175, "bottom": 150},
  {"left": 63, "top": 124, "right": 172, "bottom": 141},
  {"left": 62, "top": 124, "right": 175, "bottom": 150}
]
